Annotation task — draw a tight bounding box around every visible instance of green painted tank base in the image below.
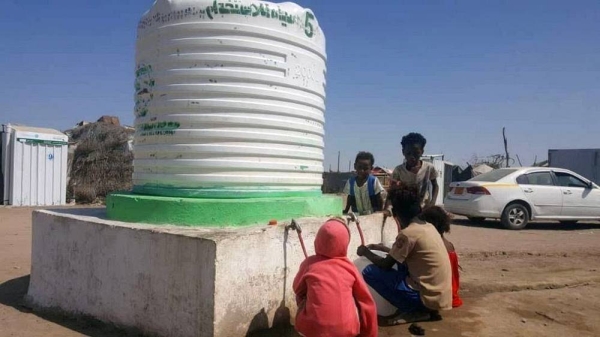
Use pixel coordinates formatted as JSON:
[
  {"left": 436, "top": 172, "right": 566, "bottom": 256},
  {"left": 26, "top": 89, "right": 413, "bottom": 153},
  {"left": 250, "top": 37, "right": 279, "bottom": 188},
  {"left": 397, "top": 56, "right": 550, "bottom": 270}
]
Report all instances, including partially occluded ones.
[
  {"left": 132, "top": 185, "right": 322, "bottom": 199},
  {"left": 106, "top": 192, "right": 343, "bottom": 227}
]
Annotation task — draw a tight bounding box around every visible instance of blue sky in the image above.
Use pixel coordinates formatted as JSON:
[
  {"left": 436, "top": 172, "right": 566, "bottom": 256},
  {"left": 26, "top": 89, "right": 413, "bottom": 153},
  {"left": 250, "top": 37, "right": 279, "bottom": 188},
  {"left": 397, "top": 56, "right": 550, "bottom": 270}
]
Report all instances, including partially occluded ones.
[{"left": 1, "top": 0, "right": 599, "bottom": 169}]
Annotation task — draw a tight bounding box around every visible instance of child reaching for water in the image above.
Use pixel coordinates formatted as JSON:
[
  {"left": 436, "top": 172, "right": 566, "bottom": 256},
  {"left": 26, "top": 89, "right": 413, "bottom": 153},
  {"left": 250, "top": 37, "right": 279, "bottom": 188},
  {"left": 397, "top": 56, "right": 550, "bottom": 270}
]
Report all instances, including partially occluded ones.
[
  {"left": 420, "top": 206, "right": 463, "bottom": 308},
  {"left": 293, "top": 218, "right": 378, "bottom": 337}
]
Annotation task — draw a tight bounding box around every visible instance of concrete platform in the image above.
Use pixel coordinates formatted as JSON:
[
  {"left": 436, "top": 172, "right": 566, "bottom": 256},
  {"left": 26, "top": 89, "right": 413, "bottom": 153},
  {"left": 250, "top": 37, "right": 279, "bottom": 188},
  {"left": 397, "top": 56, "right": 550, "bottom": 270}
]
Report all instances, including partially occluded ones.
[{"left": 26, "top": 208, "right": 396, "bottom": 337}]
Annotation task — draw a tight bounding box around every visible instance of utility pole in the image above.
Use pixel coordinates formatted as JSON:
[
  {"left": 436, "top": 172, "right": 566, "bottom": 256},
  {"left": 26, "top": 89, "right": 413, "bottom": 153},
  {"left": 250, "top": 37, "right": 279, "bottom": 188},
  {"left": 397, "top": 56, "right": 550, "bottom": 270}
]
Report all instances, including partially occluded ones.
[
  {"left": 348, "top": 160, "right": 351, "bottom": 172},
  {"left": 337, "top": 151, "right": 340, "bottom": 172},
  {"left": 503, "top": 127, "right": 510, "bottom": 168}
]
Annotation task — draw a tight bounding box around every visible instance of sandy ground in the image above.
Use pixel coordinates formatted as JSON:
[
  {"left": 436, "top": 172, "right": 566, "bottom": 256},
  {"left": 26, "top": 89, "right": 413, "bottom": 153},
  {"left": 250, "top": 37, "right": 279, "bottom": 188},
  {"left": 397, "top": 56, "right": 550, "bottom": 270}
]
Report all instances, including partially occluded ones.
[{"left": 1, "top": 207, "right": 600, "bottom": 337}]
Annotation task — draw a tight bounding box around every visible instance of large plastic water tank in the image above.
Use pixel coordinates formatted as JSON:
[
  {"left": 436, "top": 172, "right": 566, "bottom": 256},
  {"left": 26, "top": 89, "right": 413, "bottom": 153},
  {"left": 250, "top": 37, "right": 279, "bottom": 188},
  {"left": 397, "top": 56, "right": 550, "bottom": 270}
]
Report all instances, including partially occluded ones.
[{"left": 133, "top": 0, "right": 327, "bottom": 199}]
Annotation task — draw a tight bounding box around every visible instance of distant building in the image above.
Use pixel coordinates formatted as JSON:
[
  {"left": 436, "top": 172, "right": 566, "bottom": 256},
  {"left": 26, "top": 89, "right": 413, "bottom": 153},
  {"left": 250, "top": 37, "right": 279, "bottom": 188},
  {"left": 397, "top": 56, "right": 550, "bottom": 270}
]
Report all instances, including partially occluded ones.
[
  {"left": 548, "top": 149, "right": 600, "bottom": 184},
  {"left": 422, "top": 155, "right": 454, "bottom": 206}
]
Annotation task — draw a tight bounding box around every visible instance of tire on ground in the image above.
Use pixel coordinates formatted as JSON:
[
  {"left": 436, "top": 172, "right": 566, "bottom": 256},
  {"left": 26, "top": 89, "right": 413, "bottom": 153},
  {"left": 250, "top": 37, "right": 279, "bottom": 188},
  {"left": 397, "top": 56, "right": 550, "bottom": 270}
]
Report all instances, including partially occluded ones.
[{"left": 501, "top": 203, "right": 530, "bottom": 230}]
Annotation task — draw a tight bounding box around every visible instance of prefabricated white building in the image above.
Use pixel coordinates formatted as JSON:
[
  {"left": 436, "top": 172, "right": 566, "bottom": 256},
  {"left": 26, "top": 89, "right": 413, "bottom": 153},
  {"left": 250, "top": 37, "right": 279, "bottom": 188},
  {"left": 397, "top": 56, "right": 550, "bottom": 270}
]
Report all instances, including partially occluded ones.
[
  {"left": 1, "top": 124, "right": 68, "bottom": 206},
  {"left": 422, "top": 154, "right": 454, "bottom": 206}
]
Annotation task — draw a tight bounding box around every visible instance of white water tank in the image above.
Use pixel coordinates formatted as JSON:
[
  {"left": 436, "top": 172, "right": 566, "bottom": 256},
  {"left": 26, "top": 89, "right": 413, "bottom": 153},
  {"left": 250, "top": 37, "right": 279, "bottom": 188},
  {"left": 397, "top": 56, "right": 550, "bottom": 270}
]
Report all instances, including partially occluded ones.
[{"left": 133, "top": 0, "right": 327, "bottom": 198}]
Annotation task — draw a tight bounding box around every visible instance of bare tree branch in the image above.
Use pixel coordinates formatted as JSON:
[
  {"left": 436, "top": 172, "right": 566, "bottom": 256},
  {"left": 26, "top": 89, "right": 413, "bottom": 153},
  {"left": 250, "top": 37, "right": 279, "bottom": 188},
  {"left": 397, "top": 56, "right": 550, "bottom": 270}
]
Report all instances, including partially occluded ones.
[
  {"left": 469, "top": 154, "right": 506, "bottom": 169},
  {"left": 503, "top": 127, "right": 510, "bottom": 168}
]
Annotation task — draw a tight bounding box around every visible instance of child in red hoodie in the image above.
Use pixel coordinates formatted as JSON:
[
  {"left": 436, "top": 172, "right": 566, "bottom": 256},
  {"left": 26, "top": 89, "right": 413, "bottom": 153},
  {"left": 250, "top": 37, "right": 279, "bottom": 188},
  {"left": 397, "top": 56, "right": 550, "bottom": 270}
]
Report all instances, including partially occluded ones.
[
  {"left": 420, "top": 207, "right": 463, "bottom": 308},
  {"left": 293, "top": 219, "right": 378, "bottom": 337}
]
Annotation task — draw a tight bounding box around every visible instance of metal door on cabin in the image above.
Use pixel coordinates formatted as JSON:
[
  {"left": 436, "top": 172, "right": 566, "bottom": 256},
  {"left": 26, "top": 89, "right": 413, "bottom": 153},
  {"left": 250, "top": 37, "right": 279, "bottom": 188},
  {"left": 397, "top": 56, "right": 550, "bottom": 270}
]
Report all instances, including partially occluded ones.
[{"left": 10, "top": 139, "right": 67, "bottom": 206}]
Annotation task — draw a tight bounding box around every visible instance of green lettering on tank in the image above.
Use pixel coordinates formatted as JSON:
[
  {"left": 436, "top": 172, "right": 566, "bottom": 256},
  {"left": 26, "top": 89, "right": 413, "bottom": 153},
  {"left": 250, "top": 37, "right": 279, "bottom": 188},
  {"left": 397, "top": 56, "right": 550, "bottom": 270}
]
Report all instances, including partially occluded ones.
[
  {"left": 137, "top": 121, "right": 180, "bottom": 137},
  {"left": 138, "top": 2, "right": 318, "bottom": 39},
  {"left": 134, "top": 64, "right": 155, "bottom": 117},
  {"left": 204, "top": 1, "right": 315, "bottom": 38}
]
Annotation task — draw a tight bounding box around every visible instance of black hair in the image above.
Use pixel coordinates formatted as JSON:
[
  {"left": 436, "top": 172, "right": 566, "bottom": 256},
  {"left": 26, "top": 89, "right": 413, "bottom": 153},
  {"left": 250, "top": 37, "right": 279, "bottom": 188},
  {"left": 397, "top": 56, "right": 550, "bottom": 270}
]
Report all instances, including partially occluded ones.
[
  {"left": 355, "top": 151, "right": 375, "bottom": 166},
  {"left": 420, "top": 206, "right": 451, "bottom": 235},
  {"left": 401, "top": 133, "right": 427, "bottom": 150},
  {"left": 389, "top": 185, "right": 421, "bottom": 225}
]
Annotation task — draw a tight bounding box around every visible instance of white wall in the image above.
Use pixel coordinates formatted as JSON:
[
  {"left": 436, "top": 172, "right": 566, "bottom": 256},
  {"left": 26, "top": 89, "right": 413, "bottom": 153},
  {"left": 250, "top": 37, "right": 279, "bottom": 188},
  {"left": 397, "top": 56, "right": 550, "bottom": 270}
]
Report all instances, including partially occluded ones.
[{"left": 28, "top": 209, "right": 217, "bottom": 337}]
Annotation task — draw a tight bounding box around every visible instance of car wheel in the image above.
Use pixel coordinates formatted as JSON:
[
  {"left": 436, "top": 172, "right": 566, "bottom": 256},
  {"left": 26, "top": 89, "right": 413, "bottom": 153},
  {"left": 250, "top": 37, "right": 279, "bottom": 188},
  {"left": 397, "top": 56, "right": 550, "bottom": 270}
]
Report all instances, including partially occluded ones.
[
  {"left": 501, "top": 203, "right": 529, "bottom": 230},
  {"left": 559, "top": 220, "right": 578, "bottom": 225},
  {"left": 467, "top": 217, "right": 485, "bottom": 223}
]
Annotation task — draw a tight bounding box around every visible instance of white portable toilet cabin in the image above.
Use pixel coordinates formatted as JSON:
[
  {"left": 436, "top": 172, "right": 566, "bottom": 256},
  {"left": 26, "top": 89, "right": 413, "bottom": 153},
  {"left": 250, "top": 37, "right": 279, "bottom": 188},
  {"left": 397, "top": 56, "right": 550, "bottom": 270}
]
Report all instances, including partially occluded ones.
[
  {"left": 1, "top": 124, "right": 69, "bottom": 206},
  {"left": 422, "top": 154, "right": 454, "bottom": 206}
]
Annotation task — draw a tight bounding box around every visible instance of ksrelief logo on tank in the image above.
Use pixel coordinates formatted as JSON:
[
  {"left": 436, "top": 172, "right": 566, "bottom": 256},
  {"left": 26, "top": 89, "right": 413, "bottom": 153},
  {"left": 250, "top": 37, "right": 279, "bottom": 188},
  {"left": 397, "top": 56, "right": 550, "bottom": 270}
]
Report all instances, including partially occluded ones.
[
  {"left": 204, "top": 0, "right": 317, "bottom": 38},
  {"left": 134, "top": 64, "right": 155, "bottom": 118}
]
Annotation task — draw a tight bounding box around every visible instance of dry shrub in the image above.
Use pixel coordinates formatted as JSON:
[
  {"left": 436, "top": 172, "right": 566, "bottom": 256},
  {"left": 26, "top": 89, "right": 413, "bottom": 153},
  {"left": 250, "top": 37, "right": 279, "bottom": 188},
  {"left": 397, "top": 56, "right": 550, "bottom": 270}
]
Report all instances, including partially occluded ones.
[
  {"left": 74, "top": 185, "right": 97, "bottom": 204},
  {"left": 68, "top": 122, "right": 134, "bottom": 204}
]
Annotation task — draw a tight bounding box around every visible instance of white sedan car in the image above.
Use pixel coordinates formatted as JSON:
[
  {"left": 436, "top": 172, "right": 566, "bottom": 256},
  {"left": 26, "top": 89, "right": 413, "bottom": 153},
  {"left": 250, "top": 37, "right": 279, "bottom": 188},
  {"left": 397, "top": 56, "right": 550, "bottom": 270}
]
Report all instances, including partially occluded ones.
[{"left": 444, "top": 167, "right": 600, "bottom": 229}]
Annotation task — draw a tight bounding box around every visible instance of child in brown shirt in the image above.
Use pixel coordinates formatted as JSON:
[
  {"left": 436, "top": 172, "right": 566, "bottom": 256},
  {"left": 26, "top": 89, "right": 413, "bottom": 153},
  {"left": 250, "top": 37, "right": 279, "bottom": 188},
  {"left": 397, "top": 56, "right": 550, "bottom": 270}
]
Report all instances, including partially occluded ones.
[
  {"left": 358, "top": 186, "right": 451, "bottom": 326},
  {"left": 385, "top": 133, "right": 439, "bottom": 215}
]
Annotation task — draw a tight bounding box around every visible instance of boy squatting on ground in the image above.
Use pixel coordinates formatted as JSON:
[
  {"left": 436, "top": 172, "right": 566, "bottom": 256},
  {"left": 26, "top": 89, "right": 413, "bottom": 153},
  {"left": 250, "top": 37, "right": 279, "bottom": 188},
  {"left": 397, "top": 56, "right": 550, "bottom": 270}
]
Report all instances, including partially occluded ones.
[
  {"left": 343, "top": 151, "right": 385, "bottom": 216},
  {"left": 384, "top": 133, "right": 439, "bottom": 216},
  {"left": 357, "top": 186, "right": 452, "bottom": 326},
  {"left": 368, "top": 206, "right": 464, "bottom": 311},
  {"left": 293, "top": 218, "right": 378, "bottom": 337}
]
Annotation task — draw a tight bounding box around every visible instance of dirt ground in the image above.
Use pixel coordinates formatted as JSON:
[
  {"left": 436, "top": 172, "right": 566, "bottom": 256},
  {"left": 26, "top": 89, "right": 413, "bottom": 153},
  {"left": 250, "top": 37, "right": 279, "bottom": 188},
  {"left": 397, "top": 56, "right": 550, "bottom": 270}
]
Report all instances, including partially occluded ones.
[{"left": 1, "top": 207, "right": 600, "bottom": 337}]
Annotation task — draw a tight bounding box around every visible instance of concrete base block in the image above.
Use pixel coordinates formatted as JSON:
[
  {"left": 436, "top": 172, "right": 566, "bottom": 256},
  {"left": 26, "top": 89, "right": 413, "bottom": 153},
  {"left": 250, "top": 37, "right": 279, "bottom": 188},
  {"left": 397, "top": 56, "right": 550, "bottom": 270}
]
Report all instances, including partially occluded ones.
[{"left": 26, "top": 209, "right": 396, "bottom": 337}]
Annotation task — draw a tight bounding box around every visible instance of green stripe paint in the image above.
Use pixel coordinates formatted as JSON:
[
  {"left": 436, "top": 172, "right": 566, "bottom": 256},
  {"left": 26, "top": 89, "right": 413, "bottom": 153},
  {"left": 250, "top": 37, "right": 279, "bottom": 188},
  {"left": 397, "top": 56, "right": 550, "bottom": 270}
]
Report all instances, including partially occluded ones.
[
  {"left": 106, "top": 192, "right": 342, "bottom": 227},
  {"left": 132, "top": 185, "right": 322, "bottom": 199},
  {"left": 16, "top": 138, "right": 68, "bottom": 146}
]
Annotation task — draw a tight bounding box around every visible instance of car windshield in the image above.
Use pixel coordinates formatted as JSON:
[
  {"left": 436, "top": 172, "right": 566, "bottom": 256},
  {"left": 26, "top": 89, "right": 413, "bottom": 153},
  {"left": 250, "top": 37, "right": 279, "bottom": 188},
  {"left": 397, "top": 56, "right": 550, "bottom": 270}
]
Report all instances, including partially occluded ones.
[{"left": 470, "top": 169, "right": 518, "bottom": 182}]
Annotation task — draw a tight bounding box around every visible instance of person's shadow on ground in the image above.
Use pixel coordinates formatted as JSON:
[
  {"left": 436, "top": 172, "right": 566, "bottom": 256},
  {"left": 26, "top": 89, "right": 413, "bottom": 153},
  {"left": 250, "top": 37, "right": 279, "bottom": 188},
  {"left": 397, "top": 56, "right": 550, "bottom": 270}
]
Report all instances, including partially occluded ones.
[
  {"left": 245, "top": 302, "right": 300, "bottom": 337},
  {"left": 246, "top": 224, "right": 301, "bottom": 337}
]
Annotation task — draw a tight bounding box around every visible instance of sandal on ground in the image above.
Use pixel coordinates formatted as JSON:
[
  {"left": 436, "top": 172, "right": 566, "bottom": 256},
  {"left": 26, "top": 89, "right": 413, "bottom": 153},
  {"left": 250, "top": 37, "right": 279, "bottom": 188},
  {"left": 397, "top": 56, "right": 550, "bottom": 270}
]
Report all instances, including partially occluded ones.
[{"left": 378, "top": 310, "right": 432, "bottom": 326}]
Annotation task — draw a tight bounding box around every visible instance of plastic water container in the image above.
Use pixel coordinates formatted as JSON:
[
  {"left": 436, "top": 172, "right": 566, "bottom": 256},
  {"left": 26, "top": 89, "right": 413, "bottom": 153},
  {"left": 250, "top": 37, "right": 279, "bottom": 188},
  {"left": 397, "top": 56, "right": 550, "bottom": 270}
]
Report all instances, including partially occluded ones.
[
  {"left": 133, "top": 0, "right": 327, "bottom": 198},
  {"left": 354, "top": 251, "right": 398, "bottom": 316}
]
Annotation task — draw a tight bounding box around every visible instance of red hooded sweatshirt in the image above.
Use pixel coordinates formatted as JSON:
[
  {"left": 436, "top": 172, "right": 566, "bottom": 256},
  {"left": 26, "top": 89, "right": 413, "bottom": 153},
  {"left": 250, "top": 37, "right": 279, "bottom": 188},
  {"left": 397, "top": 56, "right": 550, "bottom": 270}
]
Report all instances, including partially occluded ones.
[{"left": 293, "top": 220, "right": 378, "bottom": 337}]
